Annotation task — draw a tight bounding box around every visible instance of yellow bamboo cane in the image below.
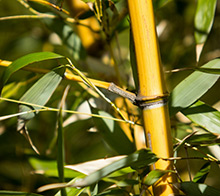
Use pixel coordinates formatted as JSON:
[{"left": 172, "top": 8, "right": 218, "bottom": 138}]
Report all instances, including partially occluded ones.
[{"left": 127, "top": 0, "right": 178, "bottom": 195}]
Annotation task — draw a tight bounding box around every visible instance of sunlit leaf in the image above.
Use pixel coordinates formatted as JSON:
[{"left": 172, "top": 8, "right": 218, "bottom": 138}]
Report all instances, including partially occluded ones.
[
  {"left": 0, "top": 191, "right": 43, "bottom": 196},
  {"left": 18, "top": 66, "right": 65, "bottom": 124},
  {"left": 169, "top": 59, "right": 220, "bottom": 115},
  {"left": 116, "top": 179, "right": 138, "bottom": 187},
  {"left": 65, "top": 155, "right": 127, "bottom": 175},
  {"left": 194, "top": 0, "right": 217, "bottom": 44},
  {"left": 180, "top": 181, "right": 220, "bottom": 196},
  {"left": 73, "top": 149, "right": 157, "bottom": 187},
  {"left": 144, "top": 169, "right": 172, "bottom": 186},
  {"left": 193, "top": 163, "right": 211, "bottom": 183},
  {"left": 38, "top": 149, "right": 156, "bottom": 192},
  {"left": 29, "top": 157, "right": 82, "bottom": 178},
  {"left": 0, "top": 52, "right": 64, "bottom": 93},
  {"left": 182, "top": 101, "right": 220, "bottom": 134},
  {"left": 194, "top": 0, "right": 217, "bottom": 61},
  {"left": 91, "top": 108, "right": 135, "bottom": 155}
]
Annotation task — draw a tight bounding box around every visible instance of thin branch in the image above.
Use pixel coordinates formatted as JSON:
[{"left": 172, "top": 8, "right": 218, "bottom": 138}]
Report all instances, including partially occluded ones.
[{"left": 0, "top": 97, "right": 136, "bottom": 125}]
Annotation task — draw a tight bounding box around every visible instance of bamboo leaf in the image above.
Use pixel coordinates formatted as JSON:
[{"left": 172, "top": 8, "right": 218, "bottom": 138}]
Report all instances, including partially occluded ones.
[
  {"left": 18, "top": 66, "right": 65, "bottom": 130},
  {"left": 194, "top": 0, "right": 217, "bottom": 44},
  {"left": 0, "top": 52, "right": 64, "bottom": 93},
  {"left": 182, "top": 101, "right": 220, "bottom": 134},
  {"left": 194, "top": 0, "right": 217, "bottom": 61},
  {"left": 91, "top": 108, "right": 135, "bottom": 155},
  {"left": 129, "top": 29, "right": 139, "bottom": 90},
  {"left": 193, "top": 162, "right": 211, "bottom": 183},
  {"left": 180, "top": 181, "right": 220, "bottom": 196},
  {"left": 144, "top": 169, "right": 172, "bottom": 186},
  {"left": 95, "top": 189, "right": 126, "bottom": 196},
  {"left": 187, "top": 133, "right": 219, "bottom": 146},
  {"left": 0, "top": 191, "right": 43, "bottom": 196},
  {"left": 196, "top": 67, "right": 220, "bottom": 75},
  {"left": 29, "top": 157, "right": 82, "bottom": 178},
  {"left": 38, "top": 149, "right": 157, "bottom": 192},
  {"left": 70, "top": 149, "right": 157, "bottom": 187},
  {"left": 57, "top": 100, "right": 67, "bottom": 196},
  {"left": 169, "top": 59, "right": 220, "bottom": 115}
]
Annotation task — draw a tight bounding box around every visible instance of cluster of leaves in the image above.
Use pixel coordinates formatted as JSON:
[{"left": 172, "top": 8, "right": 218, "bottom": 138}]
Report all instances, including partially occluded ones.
[{"left": 0, "top": 0, "right": 220, "bottom": 196}]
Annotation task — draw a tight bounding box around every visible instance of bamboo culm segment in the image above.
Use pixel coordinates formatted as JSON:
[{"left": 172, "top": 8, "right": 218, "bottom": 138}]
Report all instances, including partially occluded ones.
[{"left": 127, "top": 0, "right": 178, "bottom": 195}]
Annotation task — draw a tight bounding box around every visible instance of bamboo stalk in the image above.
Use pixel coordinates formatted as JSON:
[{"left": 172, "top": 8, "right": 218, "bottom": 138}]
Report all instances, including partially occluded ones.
[{"left": 127, "top": 0, "right": 177, "bottom": 195}]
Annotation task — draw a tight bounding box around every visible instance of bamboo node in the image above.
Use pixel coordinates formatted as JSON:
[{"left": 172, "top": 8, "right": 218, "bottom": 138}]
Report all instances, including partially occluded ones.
[{"left": 135, "top": 94, "right": 169, "bottom": 110}]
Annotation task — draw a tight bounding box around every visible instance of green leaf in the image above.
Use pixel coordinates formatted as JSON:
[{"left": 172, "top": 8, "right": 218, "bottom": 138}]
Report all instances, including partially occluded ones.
[
  {"left": 194, "top": 0, "right": 217, "bottom": 44},
  {"left": 187, "top": 133, "right": 219, "bottom": 146},
  {"left": 116, "top": 179, "right": 139, "bottom": 187},
  {"left": 18, "top": 67, "right": 65, "bottom": 123},
  {"left": 169, "top": 59, "right": 220, "bottom": 115},
  {"left": 180, "top": 181, "right": 220, "bottom": 196},
  {"left": 0, "top": 52, "right": 64, "bottom": 93},
  {"left": 57, "top": 106, "right": 67, "bottom": 196},
  {"left": 91, "top": 108, "right": 135, "bottom": 155},
  {"left": 144, "top": 169, "right": 172, "bottom": 186},
  {"left": 29, "top": 157, "right": 82, "bottom": 178},
  {"left": 153, "top": 0, "right": 171, "bottom": 10},
  {"left": 69, "top": 149, "right": 157, "bottom": 187},
  {"left": 0, "top": 191, "right": 43, "bottom": 196},
  {"left": 95, "top": 188, "right": 127, "bottom": 196},
  {"left": 129, "top": 29, "right": 139, "bottom": 90},
  {"left": 182, "top": 101, "right": 220, "bottom": 134},
  {"left": 196, "top": 67, "right": 220, "bottom": 75},
  {"left": 193, "top": 163, "right": 211, "bottom": 183}
]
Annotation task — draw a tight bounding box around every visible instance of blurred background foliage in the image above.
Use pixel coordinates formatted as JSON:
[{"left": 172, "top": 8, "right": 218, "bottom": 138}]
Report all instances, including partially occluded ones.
[{"left": 0, "top": 0, "right": 220, "bottom": 195}]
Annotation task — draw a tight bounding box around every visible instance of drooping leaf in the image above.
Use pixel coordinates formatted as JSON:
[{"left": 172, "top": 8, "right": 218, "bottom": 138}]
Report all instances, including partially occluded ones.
[
  {"left": 193, "top": 162, "right": 211, "bottom": 183},
  {"left": 18, "top": 66, "right": 65, "bottom": 123},
  {"left": 182, "top": 100, "right": 220, "bottom": 134},
  {"left": 194, "top": 0, "right": 217, "bottom": 61},
  {"left": 0, "top": 52, "right": 64, "bottom": 93},
  {"left": 67, "top": 149, "right": 157, "bottom": 187},
  {"left": 194, "top": 0, "right": 217, "bottom": 44},
  {"left": 180, "top": 181, "right": 220, "bottom": 196},
  {"left": 144, "top": 169, "right": 172, "bottom": 186},
  {"left": 0, "top": 191, "right": 43, "bottom": 196},
  {"left": 169, "top": 59, "right": 220, "bottom": 115},
  {"left": 91, "top": 108, "right": 135, "bottom": 155}
]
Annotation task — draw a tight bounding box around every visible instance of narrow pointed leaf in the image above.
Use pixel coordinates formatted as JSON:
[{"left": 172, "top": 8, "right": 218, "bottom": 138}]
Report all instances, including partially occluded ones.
[
  {"left": 194, "top": 0, "right": 217, "bottom": 45},
  {"left": 18, "top": 67, "right": 65, "bottom": 125},
  {"left": 169, "top": 59, "right": 220, "bottom": 115},
  {"left": 29, "top": 157, "right": 82, "bottom": 178},
  {"left": 187, "top": 133, "right": 219, "bottom": 146},
  {"left": 180, "top": 181, "right": 220, "bottom": 196},
  {"left": 91, "top": 108, "right": 135, "bottom": 155},
  {"left": 71, "top": 149, "right": 157, "bottom": 187},
  {"left": 0, "top": 52, "right": 64, "bottom": 93},
  {"left": 193, "top": 163, "right": 211, "bottom": 183},
  {"left": 144, "top": 169, "right": 172, "bottom": 186},
  {"left": 182, "top": 100, "right": 220, "bottom": 134},
  {"left": 196, "top": 67, "right": 220, "bottom": 75},
  {"left": 0, "top": 191, "right": 43, "bottom": 196}
]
